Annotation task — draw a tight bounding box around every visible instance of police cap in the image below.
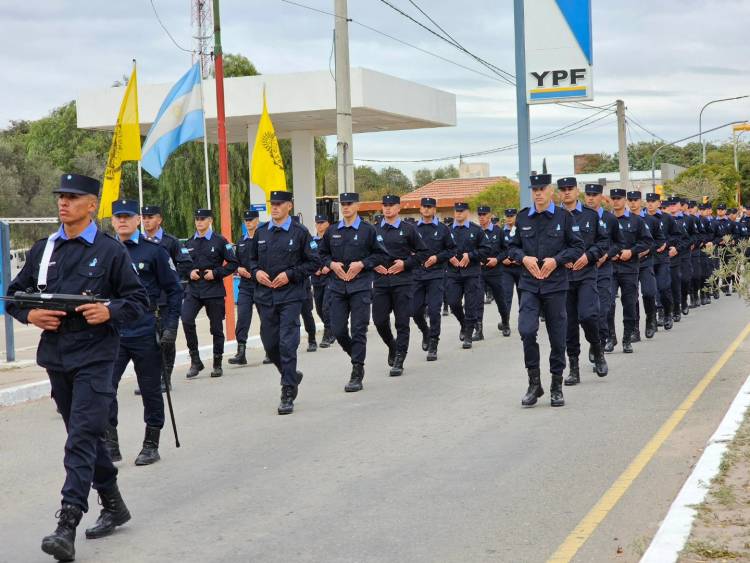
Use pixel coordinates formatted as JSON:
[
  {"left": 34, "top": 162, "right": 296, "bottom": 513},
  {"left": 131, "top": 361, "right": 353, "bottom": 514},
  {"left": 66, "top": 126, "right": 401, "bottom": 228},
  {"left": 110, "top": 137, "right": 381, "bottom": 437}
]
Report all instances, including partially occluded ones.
[
  {"left": 339, "top": 192, "right": 359, "bottom": 203},
  {"left": 688, "top": 200, "right": 698, "bottom": 208},
  {"left": 53, "top": 173, "right": 100, "bottom": 196},
  {"left": 504, "top": 208, "right": 518, "bottom": 217},
  {"left": 454, "top": 202, "right": 469, "bottom": 211},
  {"left": 584, "top": 184, "right": 603, "bottom": 195},
  {"left": 530, "top": 174, "right": 552, "bottom": 188},
  {"left": 420, "top": 197, "right": 437, "bottom": 207},
  {"left": 645, "top": 193, "right": 660, "bottom": 202},
  {"left": 314, "top": 214, "right": 328, "bottom": 223},
  {"left": 270, "top": 190, "right": 293, "bottom": 203},
  {"left": 477, "top": 205, "right": 492, "bottom": 214},
  {"left": 626, "top": 191, "right": 642, "bottom": 200},
  {"left": 243, "top": 210, "right": 260, "bottom": 220},
  {"left": 141, "top": 205, "right": 162, "bottom": 216},
  {"left": 195, "top": 208, "right": 213, "bottom": 218},
  {"left": 610, "top": 188, "right": 627, "bottom": 199},
  {"left": 112, "top": 199, "right": 139, "bottom": 216},
  {"left": 556, "top": 177, "right": 577, "bottom": 189},
  {"left": 717, "top": 203, "right": 727, "bottom": 210},
  {"left": 382, "top": 194, "right": 400, "bottom": 205}
]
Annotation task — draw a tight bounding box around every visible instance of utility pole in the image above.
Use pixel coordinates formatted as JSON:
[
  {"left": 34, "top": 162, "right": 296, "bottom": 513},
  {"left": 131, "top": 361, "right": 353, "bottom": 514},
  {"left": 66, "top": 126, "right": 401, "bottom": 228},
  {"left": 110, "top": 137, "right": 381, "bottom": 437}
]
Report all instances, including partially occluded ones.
[
  {"left": 334, "top": 0, "right": 354, "bottom": 194},
  {"left": 616, "top": 100, "right": 630, "bottom": 192},
  {"left": 212, "top": 0, "right": 236, "bottom": 340},
  {"left": 513, "top": 0, "right": 531, "bottom": 208}
]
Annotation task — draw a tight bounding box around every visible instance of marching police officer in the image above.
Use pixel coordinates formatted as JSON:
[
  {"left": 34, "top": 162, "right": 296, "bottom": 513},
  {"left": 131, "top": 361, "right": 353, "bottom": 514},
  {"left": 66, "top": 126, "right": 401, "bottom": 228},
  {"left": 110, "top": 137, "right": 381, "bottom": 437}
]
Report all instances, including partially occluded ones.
[
  {"left": 508, "top": 174, "right": 584, "bottom": 407},
  {"left": 645, "top": 193, "right": 677, "bottom": 330},
  {"left": 311, "top": 214, "right": 335, "bottom": 349},
  {"left": 247, "top": 191, "right": 319, "bottom": 414},
  {"left": 662, "top": 197, "right": 691, "bottom": 321},
  {"left": 556, "top": 177, "right": 608, "bottom": 385},
  {"left": 182, "top": 208, "right": 238, "bottom": 379},
  {"left": 293, "top": 216, "right": 320, "bottom": 353},
  {"left": 446, "top": 202, "right": 491, "bottom": 349},
  {"left": 476, "top": 205, "right": 510, "bottom": 341},
  {"left": 627, "top": 190, "right": 661, "bottom": 341},
  {"left": 412, "top": 197, "right": 456, "bottom": 361},
  {"left": 582, "top": 184, "right": 625, "bottom": 353},
  {"left": 141, "top": 204, "right": 193, "bottom": 392},
  {"left": 373, "top": 194, "right": 428, "bottom": 376},
  {"left": 317, "top": 192, "right": 387, "bottom": 392},
  {"left": 7, "top": 174, "right": 149, "bottom": 561},
  {"left": 608, "top": 188, "right": 653, "bottom": 354},
  {"left": 106, "top": 200, "right": 182, "bottom": 467},
  {"left": 715, "top": 203, "right": 732, "bottom": 295},
  {"left": 500, "top": 208, "right": 521, "bottom": 335},
  {"left": 699, "top": 203, "right": 717, "bottom": 303},
  {"left": 228, "top": 209, "right": 260, "bottom": 366}
]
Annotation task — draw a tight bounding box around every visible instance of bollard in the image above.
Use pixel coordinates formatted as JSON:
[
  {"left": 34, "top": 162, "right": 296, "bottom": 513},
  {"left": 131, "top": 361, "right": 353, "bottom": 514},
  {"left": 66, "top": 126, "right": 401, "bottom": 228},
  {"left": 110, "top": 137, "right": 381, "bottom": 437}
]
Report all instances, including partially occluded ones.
[{"left": 1, "top": 222, "right": 15, "bottom": 362}]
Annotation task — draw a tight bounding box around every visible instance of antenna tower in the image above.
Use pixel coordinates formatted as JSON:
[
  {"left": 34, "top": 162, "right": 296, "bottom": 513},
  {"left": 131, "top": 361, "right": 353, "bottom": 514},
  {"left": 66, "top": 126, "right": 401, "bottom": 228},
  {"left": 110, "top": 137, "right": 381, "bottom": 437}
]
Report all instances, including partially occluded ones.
[{"left": 191, "top": 0, "right": 213, "bottom": 77}]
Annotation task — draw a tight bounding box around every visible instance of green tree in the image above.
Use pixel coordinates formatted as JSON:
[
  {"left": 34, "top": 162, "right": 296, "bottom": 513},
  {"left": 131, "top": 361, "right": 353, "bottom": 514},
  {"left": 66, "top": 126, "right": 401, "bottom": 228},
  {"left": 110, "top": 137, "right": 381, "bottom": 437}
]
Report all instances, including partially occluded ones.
[
  {"left": 665, "top": 163, "right": 740, "bottom": 207},
  {"left": 413, "top": 164, "right": 458, "bottom": 187},
  {"left": 468, "top": 178, "right": 520, "bottom": 212}
]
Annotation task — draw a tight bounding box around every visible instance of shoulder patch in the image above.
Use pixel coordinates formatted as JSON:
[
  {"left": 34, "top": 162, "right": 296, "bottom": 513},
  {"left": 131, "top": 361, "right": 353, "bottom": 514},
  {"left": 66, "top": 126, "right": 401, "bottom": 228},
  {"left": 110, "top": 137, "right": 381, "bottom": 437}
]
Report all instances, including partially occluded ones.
[{"left": 376, "top": 235, "right": 384, "bottom": 242}]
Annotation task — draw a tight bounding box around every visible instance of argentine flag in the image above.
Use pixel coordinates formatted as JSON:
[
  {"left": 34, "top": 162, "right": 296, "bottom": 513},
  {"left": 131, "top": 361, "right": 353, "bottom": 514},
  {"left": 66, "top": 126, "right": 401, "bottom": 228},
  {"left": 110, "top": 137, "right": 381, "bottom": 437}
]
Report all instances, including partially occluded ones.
[{"left": 141, "top": 63, "right": 204, "bottom": 178}]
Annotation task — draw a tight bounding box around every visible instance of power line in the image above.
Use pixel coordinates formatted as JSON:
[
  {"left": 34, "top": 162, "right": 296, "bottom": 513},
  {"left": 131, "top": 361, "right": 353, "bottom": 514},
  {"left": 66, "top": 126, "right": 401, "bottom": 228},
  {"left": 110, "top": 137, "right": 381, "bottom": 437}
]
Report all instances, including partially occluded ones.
[
  {"left": 376, "top": 0, "right": 516, "bottom": 85},
  {"left": 278, "top": 0, "right": 508, "bottom": 84},
  {"left": 357, "top": 109, "right": 616, "bottom": 163},
  {"left": 625, "top": 113, "right": 665, "bottom": 142},
  {"left": 150, "top": 0, "right": 194, "bottom": 53}
]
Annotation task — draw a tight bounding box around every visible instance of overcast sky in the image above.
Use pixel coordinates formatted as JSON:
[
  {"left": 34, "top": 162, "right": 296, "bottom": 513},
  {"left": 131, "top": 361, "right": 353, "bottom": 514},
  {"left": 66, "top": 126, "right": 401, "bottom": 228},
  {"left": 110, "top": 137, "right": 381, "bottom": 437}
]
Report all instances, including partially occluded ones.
[{"left": 3, "top": 0, "right": 750, "bottom": 181}]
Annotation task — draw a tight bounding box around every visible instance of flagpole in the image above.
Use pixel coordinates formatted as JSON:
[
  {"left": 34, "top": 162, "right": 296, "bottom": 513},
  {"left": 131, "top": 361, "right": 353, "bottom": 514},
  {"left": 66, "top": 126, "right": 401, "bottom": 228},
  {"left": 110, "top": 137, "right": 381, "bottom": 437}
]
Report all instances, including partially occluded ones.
[
  {"left": 199, "top": 74, "right": 212, "bottom": 209},
  {"left": 137, "top": 161, "right": 145, "bottom": 234}
]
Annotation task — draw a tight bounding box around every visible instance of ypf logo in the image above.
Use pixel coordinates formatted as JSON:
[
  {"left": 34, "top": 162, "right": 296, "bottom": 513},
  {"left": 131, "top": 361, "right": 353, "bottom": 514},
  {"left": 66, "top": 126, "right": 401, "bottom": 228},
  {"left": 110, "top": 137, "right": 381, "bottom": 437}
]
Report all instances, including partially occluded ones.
[{"left": 530, "top": 68, "right": 588, "bottom": 100}]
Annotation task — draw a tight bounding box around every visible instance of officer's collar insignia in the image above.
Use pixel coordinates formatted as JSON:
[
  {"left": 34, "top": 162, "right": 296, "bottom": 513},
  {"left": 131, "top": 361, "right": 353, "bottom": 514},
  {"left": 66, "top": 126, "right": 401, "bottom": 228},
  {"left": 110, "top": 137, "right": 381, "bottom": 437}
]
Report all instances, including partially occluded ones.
[
  {"left": 599, "top": 220, "right": 606, "bottom": 228},
  {"left": 211, "top": 247, "right": 215, "bottom": 252},
  {"left": 354, "top": 234, "right": 358, "bottom": 240},
  {"left": 585, "top": 221, "right": 589, "bottom": 228},
  {"left": 138, "top": 262, "right": 145, "bottom": 269},
  {"left": 289, "top": 239, "right": 294, "bottom": 246},
  {"left": 89, "top": 258, "right": 97, "bottom": 267},
  {"left": 399, "top": 230, "right": 403, "bottom": 236},
  {"left": 556, "top": 224, "right": 561, "bottom": 231},
  {"left": 470, "top": 233, "right": 474, "bottom": 238}
]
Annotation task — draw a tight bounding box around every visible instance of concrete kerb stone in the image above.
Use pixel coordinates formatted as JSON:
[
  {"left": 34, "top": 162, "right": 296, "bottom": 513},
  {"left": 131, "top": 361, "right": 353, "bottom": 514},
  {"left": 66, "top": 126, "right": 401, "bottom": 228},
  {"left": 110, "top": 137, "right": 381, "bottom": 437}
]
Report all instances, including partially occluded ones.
[{"left": 641, "top": 374, "right": 750, "bottom": 562}]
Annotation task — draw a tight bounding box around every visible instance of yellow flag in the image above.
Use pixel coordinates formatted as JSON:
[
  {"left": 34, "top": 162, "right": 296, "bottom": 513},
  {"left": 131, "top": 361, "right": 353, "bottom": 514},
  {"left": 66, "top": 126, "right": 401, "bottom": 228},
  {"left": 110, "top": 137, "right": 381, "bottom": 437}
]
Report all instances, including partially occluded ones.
[
  {"left": 251, "top": 89, "right": 287, "bottom": 204},
  {"left": 98, "top": 65, "right": 142, "bottom": 219}
]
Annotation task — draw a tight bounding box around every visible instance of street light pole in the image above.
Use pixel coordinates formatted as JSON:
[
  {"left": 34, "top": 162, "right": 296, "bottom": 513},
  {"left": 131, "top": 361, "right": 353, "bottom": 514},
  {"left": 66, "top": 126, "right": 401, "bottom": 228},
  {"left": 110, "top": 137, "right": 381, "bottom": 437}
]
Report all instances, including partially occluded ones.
[
  {"left": 651, "top": 120, "right": 748, "bottom": 192},
  {"left": 698, "top": 95, "right": 749, "bottom": 164}
]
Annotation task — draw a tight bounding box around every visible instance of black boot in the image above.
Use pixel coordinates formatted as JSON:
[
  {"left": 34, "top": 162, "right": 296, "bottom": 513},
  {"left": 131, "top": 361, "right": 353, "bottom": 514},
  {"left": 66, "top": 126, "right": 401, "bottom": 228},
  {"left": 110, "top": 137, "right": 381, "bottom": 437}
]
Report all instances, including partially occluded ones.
[
  {"left": 41, "top": 504, "right": 82, "bottom": 562},
  {"left": 462, "top": 325, "right": 473, "bottom": 349},
  {"left": 631, "top": 328, "right": 641, "bottom": 343},
  {"left": 442, "top": 304, "right": 449, "bottom": 316},
  {"left": 228, "top": 343, "right": 247, "bottom": 365},
  {"left": 550, "top": 375, "right": 565, "bottom": 407},
  {"left": 390, "top": 354, "right": 405, "bottom": 377},
  {"left": 521, "top": 368, "right": 544, "bottom": 407},
  {"left": 594, "top": 347, "right": 609, "bottom": 377},
  {"left": 84, "top": 484, "right": 131, "bottom": 539},
  {"left": 345, "top": 364, "right": 364, "bottom": 392},
  {"left": 673, "top": 311, "right": 681, "bottom": 323},
  {"left": 387, "top": 340, "right": 397, "bottom": 367},
  {"left": 682, "top": 302, "right": 689, "bottom": 316},
  {"left": 690, "top": 293, "right": 698, "bottom": 308},
  {"left": 210, "top": 355, "right": 223, "bottom": 378},
  {"left": 186, "top": 351, "right": 204, "bottom": 379},
  {"left": 622, "top": 334, "right": 633, "bottom": 354},
  {"left": 588, "top": 345, "right": 596, "bottom": 364},
  {"left": 656, "top": 307, "right": 664, "bottom": 327},
  {"left": 645, "top": 317, "right": 656, "bottom": 339},
  {"left": 499, "top": 319, "right": 511, "bottom": 337},
  {"left": 278, "top": 385, "right": 296, "bottom": 415},
  {"left": 134, "top": 387, "right": 142, "bottom": 396},
  {"left": 604, "top": 337, "right": 615, "bottom": 353},
  {"left": 426, "top": 337, "right": 438, "bottom": 361},
  {"left": 307, "top": 338, "right": 317, "bottom": 352},
  {"left": 421, "top": 330, "right": 429, "bottom": 351},
  {"left": 319, "top": 328, "right": 332, "bottom": 349},
  {"left": 472, "top": 321, "right": 484, "bottom": 342},
  {"left": 134, "top": 426, "right": 160, "bottom": 466},
  {"left": 564, "top": 357, "right": 580, "bottom": 386},
  {"left": 664, "top": 305, "right": 674, "bottom": 330},
  {"left": 104, "top": 425, "right": 122, "bottom": 463}
]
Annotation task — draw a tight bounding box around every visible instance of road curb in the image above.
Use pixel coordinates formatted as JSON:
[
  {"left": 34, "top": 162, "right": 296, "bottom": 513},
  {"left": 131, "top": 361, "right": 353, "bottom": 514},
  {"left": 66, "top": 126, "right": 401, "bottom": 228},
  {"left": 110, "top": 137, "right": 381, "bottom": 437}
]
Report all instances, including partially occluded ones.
[{"left": 641, "top": 373, "right": 750, "bottom": 562}]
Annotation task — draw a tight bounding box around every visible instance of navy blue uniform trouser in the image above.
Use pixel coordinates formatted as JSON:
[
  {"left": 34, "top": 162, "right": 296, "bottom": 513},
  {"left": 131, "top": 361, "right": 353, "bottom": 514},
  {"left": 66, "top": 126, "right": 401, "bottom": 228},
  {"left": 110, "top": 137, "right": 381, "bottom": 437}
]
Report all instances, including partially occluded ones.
[
  {"left": 478, "top": 273, "right": 510, "bottom": 324},
  {"left": 412, "top": 277, "right": 444, "bottom": 339},
  {"left": 691, "top": 252, "right": 702, "bottom": 290},
  {"left": 109, "top": 334, "right": 165, "bottom": 429},
  {"left": 312, "top": 284, "right": 331, "bottom": 332},
  {"left": 609, "top": 270, "right": 639, "bottom": 337},
  {"left": 654, "top": 261, "right": 673, "bottom": 314},
  {"left": 235, "top": 284, "right": 255, "bottom": 344},
  {"left": 301, "top": 283, "right": 317, "bottom": 340},
  {"left": 701, "top": 253, "right": 713, "bottom": 290},
  {"left": 565, "top": 276, "right": 600, "bottom": 359},
  {"left": 372, "top": 284, "right": 412, "bottom": 357},
  {"left": 680, "top": 256, "right": 692, "bottom": 305},
  {"left": 329, "top": 288, "right": 371, "bottom": 366},
  {"left": 446, "top": 274, "right": 482, "bottom": 333},
  {"left": 518, "top": 289, "right": 567, "bottom": 375},
  {"left": 501, "top": 267, "right": 521, "bottom": 315},
  {"left": 48, "top": 363, "right": 118, "bottom": 513},
  {"left": 635, "top": 265, "right": 657, "bottom": 324},
  {"left": 257, "top": 300, "right": 303, "bottom": 387},
  {"left": 157, "top": 306, "right": 177, "bottom": 380},
  {"left": 670, "top": 261, "right": 683, "bottom": 311},
  {"left": 596, "top": 265, "right": 614, "bottom": 345},
  {"left": 182, "top": 294, "right": 225, "bottom": 356}
]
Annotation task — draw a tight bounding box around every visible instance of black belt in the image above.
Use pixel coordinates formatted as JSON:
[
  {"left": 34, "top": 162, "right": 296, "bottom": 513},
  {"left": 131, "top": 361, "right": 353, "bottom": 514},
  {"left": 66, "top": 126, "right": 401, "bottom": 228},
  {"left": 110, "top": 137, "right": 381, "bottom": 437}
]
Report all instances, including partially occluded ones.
[{"left": 57, "top": 315, "right": 89, "bottom": 333}]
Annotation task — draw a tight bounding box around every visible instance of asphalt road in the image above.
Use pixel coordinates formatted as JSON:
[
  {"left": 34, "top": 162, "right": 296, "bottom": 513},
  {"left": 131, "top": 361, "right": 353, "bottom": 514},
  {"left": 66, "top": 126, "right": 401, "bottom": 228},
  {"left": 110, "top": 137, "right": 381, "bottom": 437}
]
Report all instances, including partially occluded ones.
[{"left": 2, "top": 294, "right": 750, "bottom": 563}]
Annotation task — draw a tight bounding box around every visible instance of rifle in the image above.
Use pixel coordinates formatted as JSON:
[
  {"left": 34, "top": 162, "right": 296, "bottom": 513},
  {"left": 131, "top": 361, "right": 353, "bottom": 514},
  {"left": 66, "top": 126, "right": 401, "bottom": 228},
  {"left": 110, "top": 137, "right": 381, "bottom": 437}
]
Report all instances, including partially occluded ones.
[{"left": 0, "top": 291, "right": 107, "bottom": 311}]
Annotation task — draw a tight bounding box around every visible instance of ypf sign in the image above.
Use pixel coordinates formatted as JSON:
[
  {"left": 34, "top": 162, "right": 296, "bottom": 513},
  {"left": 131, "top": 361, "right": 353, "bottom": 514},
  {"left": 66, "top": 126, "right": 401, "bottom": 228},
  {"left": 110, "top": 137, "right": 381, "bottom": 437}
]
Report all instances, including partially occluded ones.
[{"left": 524, "top": 0, "right": 593, "bottom": 104}]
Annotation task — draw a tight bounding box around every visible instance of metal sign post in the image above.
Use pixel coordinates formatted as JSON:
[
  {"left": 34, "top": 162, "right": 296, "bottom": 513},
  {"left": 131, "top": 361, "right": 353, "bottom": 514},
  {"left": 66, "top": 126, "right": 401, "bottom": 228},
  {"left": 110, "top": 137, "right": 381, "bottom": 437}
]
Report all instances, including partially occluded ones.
[
  {"left": 1, "top": 222, "right": 15, "bottom": 362},
  {"left": 514, "top": 0, "right": 532, "bottom": 209}
]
